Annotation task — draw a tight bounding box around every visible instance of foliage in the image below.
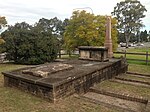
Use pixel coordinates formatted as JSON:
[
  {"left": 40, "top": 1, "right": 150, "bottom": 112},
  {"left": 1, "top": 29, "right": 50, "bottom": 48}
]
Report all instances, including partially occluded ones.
[
  {"left": 34, "top": 17, "right": 68, "bottom": 58},
  {"left": 0, "top": 38, "right": 5, "bottom": 44},
  {"left": 140, "top": 30, "right": 148, "bottom": 42},
  {"left": 111, "top": 18, "right": 118, "bottom": 51},
  {"left": 1, "top": 22, "right": 59, "bottom": 64},
  {"left": 0, "top": 16, "right": 7, "bottom": 30},
  {"left": 34, "top": 17, "right": 67, "bottom": 45},
  {"left": 0, "top": 38, "right": 5, "bottom": 53},
  {"left": 112, "top": 0, "right": 147, "bottom": 47},
  {"left": 119, "top": 29, "right": 149, "bottom": 43},
  {"left": 64, "top": 10, "right": 118, "bottom": 52}
]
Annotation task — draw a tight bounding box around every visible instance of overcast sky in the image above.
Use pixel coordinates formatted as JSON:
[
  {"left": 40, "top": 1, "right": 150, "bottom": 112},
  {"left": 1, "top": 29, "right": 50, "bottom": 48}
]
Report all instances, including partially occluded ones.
[{"left": 0, "top": 0, "right": 150, "bottom": 31}]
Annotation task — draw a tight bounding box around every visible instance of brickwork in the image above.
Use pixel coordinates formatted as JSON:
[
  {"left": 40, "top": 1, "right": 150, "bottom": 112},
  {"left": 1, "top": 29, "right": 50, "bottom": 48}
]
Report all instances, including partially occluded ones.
[
  {"left": 90, "top": 88, "right": 148, "bottom": 104},
  {"left": 2, "top": 59, "right": 128, "bottom": 102},
  {"left": 115, "top": 77, "right": 150, "bottom": 85},
  {"left": 4, "top": 76, "right": 54, "bottom": 102}
]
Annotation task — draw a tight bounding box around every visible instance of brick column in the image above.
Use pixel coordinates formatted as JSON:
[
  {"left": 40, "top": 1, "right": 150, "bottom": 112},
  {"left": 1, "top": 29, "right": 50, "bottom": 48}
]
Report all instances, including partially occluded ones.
[{"left": 104, "top": 16, "right": 113, "bottom": 58}]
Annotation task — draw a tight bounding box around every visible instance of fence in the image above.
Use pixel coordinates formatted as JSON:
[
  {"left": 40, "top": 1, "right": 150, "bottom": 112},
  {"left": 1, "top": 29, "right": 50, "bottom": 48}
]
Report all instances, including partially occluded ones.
[
  {"left": 114, "top": 51, "right": 150, "bottom": 65},
  {"left": 58, "top": 50, "right": 150, "bottom": 65}
]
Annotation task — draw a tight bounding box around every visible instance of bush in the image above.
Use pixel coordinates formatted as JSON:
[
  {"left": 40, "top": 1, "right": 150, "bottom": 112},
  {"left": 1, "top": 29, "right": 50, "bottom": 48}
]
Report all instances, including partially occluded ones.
[{"left": 1, "top": 23, "right": 59, "bottom": 64}]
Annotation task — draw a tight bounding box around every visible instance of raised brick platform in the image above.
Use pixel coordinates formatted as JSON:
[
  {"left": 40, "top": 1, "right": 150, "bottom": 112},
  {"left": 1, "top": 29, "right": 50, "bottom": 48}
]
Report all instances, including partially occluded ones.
[{"left": 2, "top": 58, "right": 128, "bottom": 102}]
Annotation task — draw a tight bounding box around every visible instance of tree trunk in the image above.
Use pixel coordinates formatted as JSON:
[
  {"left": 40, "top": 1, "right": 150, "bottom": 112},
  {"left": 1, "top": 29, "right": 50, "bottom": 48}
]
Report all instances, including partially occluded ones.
[{"left": 125, "top": 32, "right": 131, "bottom": 48}]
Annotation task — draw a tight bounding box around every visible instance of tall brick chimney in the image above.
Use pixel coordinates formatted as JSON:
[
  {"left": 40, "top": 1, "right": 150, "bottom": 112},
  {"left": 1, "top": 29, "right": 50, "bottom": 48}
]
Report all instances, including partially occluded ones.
[{"left": 104, "top": 16, "right": 113, "bottom": 58}]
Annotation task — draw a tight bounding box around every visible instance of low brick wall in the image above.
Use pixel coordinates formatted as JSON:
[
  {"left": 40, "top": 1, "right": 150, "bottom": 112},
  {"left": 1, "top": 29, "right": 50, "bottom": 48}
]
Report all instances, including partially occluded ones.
[
  {"left": 53, "top": 60, "right": 128, "bottom": 101},
  {"left": 115, "top": 77, "right": 150, "bottom": 85},
  {"left": 90, "top": 88, "right": 148, "bottom": 104},
  {"left": 127, "top": 72, "right": 150, "bottom": 78},
  {"left": 4, "top": 76, "right": 54, "bottom": 101}
]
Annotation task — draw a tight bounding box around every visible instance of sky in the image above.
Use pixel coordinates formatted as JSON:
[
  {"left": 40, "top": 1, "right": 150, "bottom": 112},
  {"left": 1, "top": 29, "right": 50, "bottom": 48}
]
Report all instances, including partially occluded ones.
[{"left": 0, "top": 0, "right": 150, "bottom": 31}]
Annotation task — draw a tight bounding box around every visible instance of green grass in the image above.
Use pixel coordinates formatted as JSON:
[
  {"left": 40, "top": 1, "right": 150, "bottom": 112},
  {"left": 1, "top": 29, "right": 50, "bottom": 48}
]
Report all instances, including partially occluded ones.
[
  {"left": 127, "top": 60, "right": 150, "bottom": 65},
  {"left": 128, "top": 64, "right": 150, "bottom": 74},
  {"left": 117, "top": 47, "right": 150, "bottom": 53},
  {"left": 58, "top": 54, "right": 79, "bottom": 59},
  {"left": 0, "top": 63, "right": 27, "bottom": 87},
  {"left": 126, "top": 48, "right": 150, "bottom": 53},
  {"left": 114, "top": 47, "right": 150, "bottom": 65},
  {"left": 114, "top": 53, "right": 149, "bottom": 60},
  {"left": 0, "top": 63, "right": 119, "bottom": 112},
  {"left": 114, "top": 54, "right": 150, "bottom": 65},
  {"left": 94, "top": 80, "right": 150, "bottom": 99},
  {"left": 94, "top": 63, "right": 150, "bottom": 100}
]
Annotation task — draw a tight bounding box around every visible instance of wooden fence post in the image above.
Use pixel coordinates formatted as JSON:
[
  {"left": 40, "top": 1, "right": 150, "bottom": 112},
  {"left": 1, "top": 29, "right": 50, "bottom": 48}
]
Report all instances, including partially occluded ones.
[
  {"left": 146, "top": 51, "right": 148, "bottom": 65},
  {"left": 124, "top": 50, "right": 126, "bottom": 58}
]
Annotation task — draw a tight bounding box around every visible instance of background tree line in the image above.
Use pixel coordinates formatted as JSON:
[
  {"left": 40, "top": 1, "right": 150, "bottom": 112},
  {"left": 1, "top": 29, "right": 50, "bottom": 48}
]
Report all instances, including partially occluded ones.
[
  {"left": 118, "top": 30, "right": 150, "bottom": 43},
  {"left": 0, "top": 0, "right": 147, "bottom": 64},
  {"left": 0, "top": 12, "right": 118, "bottom": 64}
]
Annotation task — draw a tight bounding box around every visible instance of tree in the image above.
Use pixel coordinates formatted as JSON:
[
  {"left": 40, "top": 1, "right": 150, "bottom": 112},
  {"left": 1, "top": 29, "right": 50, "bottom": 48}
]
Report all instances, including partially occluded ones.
[
  {"left": 140, "top": 30, "right": 148, "bottom": 42},
  {"left": 1, "top": 22, "right": 59, "bottom": 64},
  {"left": 64, "top": 10, "right": 98, "bottom": 53},
  {"left": 60, "top": 18, "right": 69, "bottom": 45},
  {"left": 0, "top": 16, "right": 7, "bottom": 30},
  {"left": 112, "top": 0, "right": 147, "bottom": 47},
  {"left": 64, "top": 10, "right": 118, "bottom": 53},
  {"left": 34, "top": 17, "right": 67, "bottom": 58}
]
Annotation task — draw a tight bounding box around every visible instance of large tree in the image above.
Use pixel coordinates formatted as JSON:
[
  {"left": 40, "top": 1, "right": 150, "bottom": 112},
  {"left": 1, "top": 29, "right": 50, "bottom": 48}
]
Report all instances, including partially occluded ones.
[
  {"left": 64, "top": 10, "right": 118, "bottom": 53},
  {"left": 1, "top": 21, "right": 59, "bottom": 64},
  {"left": 34, "top": 17, "right": 68, "bottom": 58},
  {"left": 112, "top": 0, "right": 147, "bottom": 47}
]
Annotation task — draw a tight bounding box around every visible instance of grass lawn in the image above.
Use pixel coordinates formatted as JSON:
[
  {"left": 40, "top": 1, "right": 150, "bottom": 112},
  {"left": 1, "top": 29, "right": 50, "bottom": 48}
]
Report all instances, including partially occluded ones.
[
  {"left": 128, "top": 63, "right": 150, "bottom": 74},
  {"left": 114, "top": 53, "right": 149, "bottom": 60},
  {"left": 92, "top": 63, "right": 150, "bottom": 100},
  {"left": 126, "top": 47, "right": 150, "bottom": 53},
  {"left": 0, "top": 62, "right": 149, "bottom": 112},
  {"left": 0, "top": 63, "right": 119, "bottom": 112},
  {"left": 114, "top": 47, "right": 150, "bottom": 65},
  {"left": 117, "top": 47, "right": 150, "bottom": 53},
  {"left": 58, "top": 54, "right": 79, "bottom": 59}
]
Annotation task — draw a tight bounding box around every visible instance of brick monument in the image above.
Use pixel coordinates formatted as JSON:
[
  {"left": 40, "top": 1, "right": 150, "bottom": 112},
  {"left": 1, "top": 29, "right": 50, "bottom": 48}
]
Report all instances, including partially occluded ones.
[{"left": 104, "top": 16, "right": 113, "bottom": 58}]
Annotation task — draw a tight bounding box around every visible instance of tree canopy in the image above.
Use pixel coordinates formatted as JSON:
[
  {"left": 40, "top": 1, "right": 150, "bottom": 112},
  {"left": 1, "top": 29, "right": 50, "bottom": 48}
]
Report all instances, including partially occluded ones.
[
  {"left": 112, "top": 0, "right": 147, "bottom": 47},
  {"left": 64, "top": 10, "right": 118, "bottom": 52},
  {"left": 1, "top": 21, "right": 59, "bottom": 64}
]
